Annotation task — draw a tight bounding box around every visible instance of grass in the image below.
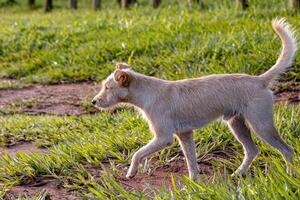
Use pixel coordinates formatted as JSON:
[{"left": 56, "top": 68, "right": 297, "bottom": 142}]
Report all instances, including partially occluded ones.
[
  {"left": 0, "top": 0, "right": 300, "bottom": 199},
  {"left": 0, "top": 105, "right": 299, "bottom": 198},
  {"left": 0, "top": 0, "right": 299, "bottom": 85}
]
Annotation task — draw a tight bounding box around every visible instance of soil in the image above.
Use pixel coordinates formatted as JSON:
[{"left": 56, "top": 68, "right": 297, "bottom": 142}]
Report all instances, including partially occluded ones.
[
  {"left": 6, "top": 181, "right": 79, "bottom": 200},
  {"left": 275, "top": 89, "right": 300, "bottom": 104},
  {"left": 0, "top": 82, "right": 101, "bottom": 115},
  {"left": 87, "top": 154, "right": 229, "bottom": 194},
  {"left": 0, "top": 82, "right": 299, "bottom": 115},
  {"left": 0, "top": 142, "right": 47, "bottom": 157},
  {"left": 117, "top": 160, "right": 215, "bottom": 193}
]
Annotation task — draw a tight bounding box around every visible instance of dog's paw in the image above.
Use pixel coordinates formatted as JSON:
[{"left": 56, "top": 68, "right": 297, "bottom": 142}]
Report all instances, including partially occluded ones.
[
  {"left": 288, "top": 168, "right": 297, "bottom": 178},
  {"left": 126, "top": 165, "right": 138, "bottom": 179},
  {"left": 125, "top": 173, "right": 136, "bottom": 179},
  {"left": 190, "top": 173, "right": 200, "bottom": 182},
  {"left": 231, "top": 170, "right": 243, "bottom": 177}
]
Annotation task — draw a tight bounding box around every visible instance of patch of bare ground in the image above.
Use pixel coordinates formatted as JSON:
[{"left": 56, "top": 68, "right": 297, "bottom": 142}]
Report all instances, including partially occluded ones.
[
  {"left": 0, "top": 82, "right": 101, "bottom": 115},
  {"left": 86, "top": 152, "right": 230, "bottom": 194},
  {"left": 117, "top": 160, "right": 214, "bottom": 193},
  {"left": 274, "top": 82, "right": 300, "bottom": 104},
  {"left": 6, "top": 180, "right": 80, "bottom": 200},
  {"left": 0, "top": 141, "right": 47, "bottom": 157},
  {"left": 0, "top": 81, "right": 299, "bottom": 115}
]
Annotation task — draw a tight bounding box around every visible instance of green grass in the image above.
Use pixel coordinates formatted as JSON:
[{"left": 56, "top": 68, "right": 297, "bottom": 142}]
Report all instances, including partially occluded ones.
[
  {"left": 0, "top": 105, "right": 299, "bottom": 199},
  {"left": 0, "top": 0, "right": 299, "bottom": 85}
]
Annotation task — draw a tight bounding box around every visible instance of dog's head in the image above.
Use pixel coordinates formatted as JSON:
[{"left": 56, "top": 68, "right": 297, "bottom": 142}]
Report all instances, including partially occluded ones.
[{"left": 92, "top": 63, "right": 132, "bottom": 110}]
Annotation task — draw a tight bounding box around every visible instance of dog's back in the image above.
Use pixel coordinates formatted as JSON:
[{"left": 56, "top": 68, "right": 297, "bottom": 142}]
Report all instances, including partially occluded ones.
[{"left": 163, "top": 74, "right": 268, "bottom": 131}]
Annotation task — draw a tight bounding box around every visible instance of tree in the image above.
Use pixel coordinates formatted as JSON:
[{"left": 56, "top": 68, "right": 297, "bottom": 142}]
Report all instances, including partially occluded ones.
[
  {"left": 45, "top": 0, "right": 53, "bottom": 12},
  {"left": 236, "top": 0, "right": 249, "bottom": 10},
  {"left": 153, "top": 0, "right": 161, "bottom": 8},
  {"left": 70, "top": 0, "right": 77, "bottom": 9},
  {"left": 93, "top": 0, "right": 101, "bottom": 10},
  {"left": 28, "top": 0, "right": 35, "bottom": 7},
  {"left": 119, "top": 0, "right": 137, "bottom": 9},
  {"left": 121, "top": 0, "right": 129, "bottom": 8},
  {"left": 289, "top": 0, "right": 300, "bottom": 9}
]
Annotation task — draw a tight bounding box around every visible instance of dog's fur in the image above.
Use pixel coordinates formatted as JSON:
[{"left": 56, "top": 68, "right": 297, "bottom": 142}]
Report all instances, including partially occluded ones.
[{"left": 92, "top": 19, "right": 297, "bottom": 180}]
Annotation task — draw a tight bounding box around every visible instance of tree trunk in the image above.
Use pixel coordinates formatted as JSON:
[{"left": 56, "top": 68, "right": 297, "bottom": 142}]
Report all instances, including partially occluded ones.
[
  {"left": 289, "top": 0, "right": 300, "bottom": 9},
  {"left": 70, "top": 0, "right": 77, "bottom": 9},
  {"left": 236, "top": 0, "right": 249, "bottom": 10},
  {"left": 28, "top": 0, "right": 35, "bottom": 7},
  {"left": 93, "top": 0, "right": 101, "bottom": 10},
  {"left": 45, "top": 0, "right": 53, "bottom": 12},
  {"left": 121, "top": 0, "right": 129, "bottom": 8},
  {"left": 119, "top": 0, "right": 137, "bottom": 8},
  {"left": 153, "top": 0, "right": 161, "bottom": 8}
]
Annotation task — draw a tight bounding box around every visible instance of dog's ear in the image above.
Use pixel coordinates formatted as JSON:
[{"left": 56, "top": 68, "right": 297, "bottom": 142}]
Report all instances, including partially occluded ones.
[
  {"left": 116, "top": 63, "right": 131, "bottom": 70},
  {"left": 114, "top": 70, "right": 131, "bottom": 87}
]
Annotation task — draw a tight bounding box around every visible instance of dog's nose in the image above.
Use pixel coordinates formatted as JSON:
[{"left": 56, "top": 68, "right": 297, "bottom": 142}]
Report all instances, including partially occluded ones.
[{"left": 92, "top": 99, "right": 97, "bottom": 105}]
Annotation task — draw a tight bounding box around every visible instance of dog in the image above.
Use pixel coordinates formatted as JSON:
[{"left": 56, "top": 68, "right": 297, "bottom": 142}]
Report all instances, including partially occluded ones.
[{"left": 92, "top": 18, "right": 297, "bottom": 180}]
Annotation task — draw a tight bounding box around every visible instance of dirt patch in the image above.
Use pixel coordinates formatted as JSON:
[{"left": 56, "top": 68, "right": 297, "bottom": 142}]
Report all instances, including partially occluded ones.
[
  {"left": 117, "top": 160, "right": 215, "bottom": 193},
  {"left": 0, "top": 142, "right": 47, "bottom": 157},
  {"left": 273, "top": 81, "right": 300, "bottom": 104},
  {"left": 87, "top": 155, "right": 227, "bottom": 194},
  {"left": 0, "top": 82, "right": 101, "bottom": 115},
  {"left": 116, "top": 159, "right": 189, "bottom": 192},
  {"left": 0, "top": 81, "right": 299, "bottom": 115},
  {"left": 276, "top": 92, "right": 299, "bottom": 104},
  {"left": 6, "top": 180, "right": 79, "bottom": 200}
]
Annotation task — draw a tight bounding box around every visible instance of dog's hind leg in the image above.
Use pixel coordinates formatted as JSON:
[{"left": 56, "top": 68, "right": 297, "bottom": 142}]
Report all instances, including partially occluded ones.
[
  {"left": 245, "top": 99, "right": 295, "bottom": 175},
  {"left": 228, "top": 115, "right": 260, "bottom": 176},
  {"left": 176, "top": 131, "right": 199, "bottom": 181}
]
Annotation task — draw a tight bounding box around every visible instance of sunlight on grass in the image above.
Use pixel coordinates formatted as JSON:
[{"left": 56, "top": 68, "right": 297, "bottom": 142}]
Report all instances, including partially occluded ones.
[{"left": 0, "top": 105, "right": 299, "bottom": 198}]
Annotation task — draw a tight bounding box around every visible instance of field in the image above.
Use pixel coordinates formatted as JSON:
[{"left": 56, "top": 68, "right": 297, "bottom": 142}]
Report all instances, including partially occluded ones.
[{"left": 0, "top": 0, "right": 299, "bottom": 199}]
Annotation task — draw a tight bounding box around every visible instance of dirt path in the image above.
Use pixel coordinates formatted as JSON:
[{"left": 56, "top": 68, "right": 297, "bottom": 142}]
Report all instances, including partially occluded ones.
[
  {"left": 0, "top": 82, "right": 299, "bottom": 115},
  {"left": 0, "top": 142, "right": 47, "bottom": 157},
  {"left": 6, "top": 181, "right": 80, "bottom": 200},
  {"left": 0, "top": 82, "right": 101, "bottom": 115}
]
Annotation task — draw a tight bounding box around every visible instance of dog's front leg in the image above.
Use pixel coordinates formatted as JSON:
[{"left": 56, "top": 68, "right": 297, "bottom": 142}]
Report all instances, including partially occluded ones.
[
  {"left": 126, "top": 136, "right": 173, "bottom": 179},
  {"left": 176, "top": 131, "right": 199, "bottom": 181}
]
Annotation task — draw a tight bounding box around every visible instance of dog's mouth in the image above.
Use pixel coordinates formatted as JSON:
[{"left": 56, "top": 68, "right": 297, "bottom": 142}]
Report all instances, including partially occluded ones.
[{"left": 94, "top": 103, "right": 117, "bottom": 112}]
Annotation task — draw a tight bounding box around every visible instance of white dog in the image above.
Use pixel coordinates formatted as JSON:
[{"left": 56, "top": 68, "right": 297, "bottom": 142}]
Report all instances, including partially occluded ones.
[{"left": 92, "top": 18, "right": 297, "bottom": 180}]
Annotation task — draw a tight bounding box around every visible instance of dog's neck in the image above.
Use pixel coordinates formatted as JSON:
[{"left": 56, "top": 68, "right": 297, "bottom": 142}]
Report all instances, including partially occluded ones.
[{"left": 126, "top": 71, "right": 165, "bottom": 111}]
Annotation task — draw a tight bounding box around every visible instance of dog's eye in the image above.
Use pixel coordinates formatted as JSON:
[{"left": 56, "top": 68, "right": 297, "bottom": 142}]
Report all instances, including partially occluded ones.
[{"left": 105, "top": 85, "right": 109, "bottom": 90}]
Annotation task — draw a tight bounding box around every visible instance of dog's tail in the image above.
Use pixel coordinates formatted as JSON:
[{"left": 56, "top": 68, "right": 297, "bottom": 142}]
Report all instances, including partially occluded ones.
[{"left": 259, "top": 18, "right": 297, "bottom": 87}]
